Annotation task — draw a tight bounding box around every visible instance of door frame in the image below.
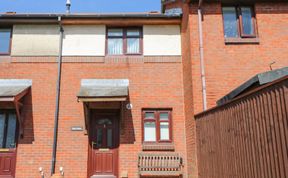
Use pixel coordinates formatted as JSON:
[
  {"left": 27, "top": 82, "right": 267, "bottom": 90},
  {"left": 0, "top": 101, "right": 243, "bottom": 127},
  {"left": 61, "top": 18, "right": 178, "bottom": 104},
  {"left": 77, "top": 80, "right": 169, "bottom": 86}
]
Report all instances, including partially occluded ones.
[{"left": 87, "top": 109, "right": 120, "bottom": 178}]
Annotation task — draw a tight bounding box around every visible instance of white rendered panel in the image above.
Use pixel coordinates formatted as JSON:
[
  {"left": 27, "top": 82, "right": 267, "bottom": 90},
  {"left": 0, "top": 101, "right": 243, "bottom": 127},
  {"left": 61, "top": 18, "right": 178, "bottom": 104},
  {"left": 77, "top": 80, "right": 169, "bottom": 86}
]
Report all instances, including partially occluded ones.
[
  {"left": 143, "top": 25, "right": 181, "bottom": 56},
  {"left": 62, "top": 25, "right": 105, "bottom": 56}
]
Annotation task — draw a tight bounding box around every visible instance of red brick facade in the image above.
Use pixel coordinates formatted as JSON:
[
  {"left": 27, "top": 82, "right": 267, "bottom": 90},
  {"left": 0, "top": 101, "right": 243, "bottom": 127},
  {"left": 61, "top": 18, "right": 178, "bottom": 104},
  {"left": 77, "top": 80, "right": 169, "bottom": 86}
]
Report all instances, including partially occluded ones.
[
  {"left": 0, "top": 1, "right": 287, "bottom": 178},
  {"left": 164, "top": 0, "right": 288, "bottom": 178},
  {"left": 0, "top": 57, "right": 187, "bottom": 178},
  {"left": 189, "top": 2, "right": 288, "bottom": 114}
]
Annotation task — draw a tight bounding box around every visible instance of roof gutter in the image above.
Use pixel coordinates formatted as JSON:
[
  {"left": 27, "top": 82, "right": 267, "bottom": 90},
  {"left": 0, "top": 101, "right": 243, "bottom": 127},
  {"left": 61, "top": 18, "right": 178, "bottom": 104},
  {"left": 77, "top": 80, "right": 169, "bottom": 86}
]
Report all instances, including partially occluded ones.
[
  {"left": 197, "top": 1, "right": 207, "bottom": 111},
  {"left": 51, "top": 16, "right": 64, "bottom": 176},
  {"left": 0, "top": 14, "right": 181, "bottom": 25}
]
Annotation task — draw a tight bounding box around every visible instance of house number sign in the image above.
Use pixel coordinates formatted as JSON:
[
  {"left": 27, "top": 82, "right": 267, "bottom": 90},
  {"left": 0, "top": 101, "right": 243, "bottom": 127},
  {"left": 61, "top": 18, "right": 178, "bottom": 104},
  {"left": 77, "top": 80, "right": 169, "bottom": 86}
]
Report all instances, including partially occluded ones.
[{"left": 71, "top": 126, "right": 83, "bottom": 131}]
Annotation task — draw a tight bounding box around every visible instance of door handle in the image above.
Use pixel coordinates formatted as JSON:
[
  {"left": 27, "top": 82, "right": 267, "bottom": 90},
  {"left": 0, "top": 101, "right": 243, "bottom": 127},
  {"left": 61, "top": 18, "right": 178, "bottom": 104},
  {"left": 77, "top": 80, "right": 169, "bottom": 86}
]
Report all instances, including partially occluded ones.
[{"left": 91, "top": 141, "right": 97, "bottom": 147}]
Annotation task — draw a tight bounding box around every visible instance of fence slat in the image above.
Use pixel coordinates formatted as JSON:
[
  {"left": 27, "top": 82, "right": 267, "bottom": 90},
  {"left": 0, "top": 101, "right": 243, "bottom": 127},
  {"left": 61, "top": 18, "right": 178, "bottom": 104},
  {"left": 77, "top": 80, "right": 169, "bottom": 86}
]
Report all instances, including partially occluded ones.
[{"left": 195, "top": 77, "right": 288, "bottom": 178}]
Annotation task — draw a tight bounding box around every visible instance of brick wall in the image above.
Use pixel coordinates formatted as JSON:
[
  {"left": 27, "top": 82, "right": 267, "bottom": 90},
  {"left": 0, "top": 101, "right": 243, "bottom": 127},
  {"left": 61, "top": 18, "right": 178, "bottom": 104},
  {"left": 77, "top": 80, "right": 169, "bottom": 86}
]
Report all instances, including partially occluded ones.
[
  {"left": 0, "top": 56, "right": 188, "bottom": 178},
  {"left": 189, "top": 2, "right": 288, "bottom": 114},
  {"left": 163, "top": 1, "right": 288, "bottom": 178}
]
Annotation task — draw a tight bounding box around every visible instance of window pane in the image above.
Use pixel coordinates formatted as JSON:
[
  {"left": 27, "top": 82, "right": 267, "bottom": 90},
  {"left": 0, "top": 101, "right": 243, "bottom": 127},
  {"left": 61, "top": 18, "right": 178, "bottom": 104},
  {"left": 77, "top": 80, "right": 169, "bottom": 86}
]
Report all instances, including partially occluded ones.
[
  {"left": 108, "top": 29, "right": 123, "bottom": 37},
  {"left": 108, "top": 38, "right": 123, "bottom": 55},
  {"left": 0, "top": 114, "right": 5, "bottom": 148},
  {"left": 160, "top": 113, "right": 169, "bottom": 121},
  {"left": 127, "top": 38, "right": 140, "bottom": 54},
  {"left": 222, "top": 7, "right": 239, "bottom": 38},
  {"left": 6, "top": 114, "right": 16, "bottom": 148},
  {"left": 241, "top": 7, "right": 254, "bottom": 35},
  {"left": 160, "top": 122, "right": 170, "bottom": 140},
  {"left": 0, "top": 29, "right": 11, "bottom": 53},
  {"left": 144, "top": 122, "right": 156, "bottom": 141},
  {"left": 127, "top": 29, "right": 140, "bottom": 36},
  {"left": 107, "top": 128, "right": 113, "bottom": 148},
  {"left": 145, "top": 112, "right": 154, "bottom": 119}
]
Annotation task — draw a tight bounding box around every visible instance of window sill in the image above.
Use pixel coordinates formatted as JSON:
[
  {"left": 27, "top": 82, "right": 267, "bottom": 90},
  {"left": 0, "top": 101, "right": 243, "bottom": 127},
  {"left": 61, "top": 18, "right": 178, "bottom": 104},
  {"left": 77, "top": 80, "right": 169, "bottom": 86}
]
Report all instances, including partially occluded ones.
[
  {"left": 225, "top": 38, "right": 260, "bottom": 44},
  {"left": 142, "top": 143, "right": 175, "bottom": 151}
]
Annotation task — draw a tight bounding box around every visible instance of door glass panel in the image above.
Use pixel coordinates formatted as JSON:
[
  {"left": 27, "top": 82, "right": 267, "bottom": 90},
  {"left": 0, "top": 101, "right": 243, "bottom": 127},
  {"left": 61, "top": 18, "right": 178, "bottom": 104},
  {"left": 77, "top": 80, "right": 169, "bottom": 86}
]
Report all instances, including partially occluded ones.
[
  {"left": 97, "top": 118, "right": 112, "bottom": 125},
  {"left": 107, "top": 128, "right": 113, "bottom": 148},
  {"left": 0, "top": 114, "right": 5, "bottom": 148},
  {"left": 96, "top": 128, "right": 103, "bottom": 147},
  {"left": 144, "top": 122, "right": 156, "bottom": 141},
  {"left": 222, "top": 7, "right": 239, "bottom": 38},
  {"left": 6, "top": 114, "right": 17, "bottom": 148},
  {"left": 160, "top": 112, "right": 169, "bottom": 121},
  {"left": 160, "top": 122, "right": 170, "bottom": 140}
]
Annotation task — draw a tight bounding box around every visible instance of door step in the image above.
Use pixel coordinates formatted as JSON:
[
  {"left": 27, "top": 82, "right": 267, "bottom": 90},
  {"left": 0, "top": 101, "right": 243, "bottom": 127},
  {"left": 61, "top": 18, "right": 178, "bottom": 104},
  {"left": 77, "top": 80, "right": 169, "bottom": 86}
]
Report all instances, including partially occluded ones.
[{"left": 90, "top": 175, "right": 116, "bottom": 178}]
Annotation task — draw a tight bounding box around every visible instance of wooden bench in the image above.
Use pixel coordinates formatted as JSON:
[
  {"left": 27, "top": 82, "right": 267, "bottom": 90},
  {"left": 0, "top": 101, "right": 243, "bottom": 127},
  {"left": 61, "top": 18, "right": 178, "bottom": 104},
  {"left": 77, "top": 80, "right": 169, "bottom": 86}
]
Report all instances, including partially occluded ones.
[{"left": 138, "top": 153, "right": 183, "bottom": 177}]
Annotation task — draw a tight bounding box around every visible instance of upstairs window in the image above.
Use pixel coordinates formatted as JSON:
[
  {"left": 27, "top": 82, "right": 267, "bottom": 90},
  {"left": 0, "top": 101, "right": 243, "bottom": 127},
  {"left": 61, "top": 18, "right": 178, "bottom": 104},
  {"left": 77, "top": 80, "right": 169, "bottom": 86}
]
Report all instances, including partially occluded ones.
[
  {"left": 143, "top": 110, "right": 172, "bottom": 143},
  {"left": 107, "top": 27, "right": 142, "bottom": 55},
  {"left": 0, "top": 27, "right": 12, "bottom": 55},
  {"left": 222, "top": 6, "right": 257, "bottom": 38},
  {"left": 0, "top": 111, "right": 17, "bottom": 149}
]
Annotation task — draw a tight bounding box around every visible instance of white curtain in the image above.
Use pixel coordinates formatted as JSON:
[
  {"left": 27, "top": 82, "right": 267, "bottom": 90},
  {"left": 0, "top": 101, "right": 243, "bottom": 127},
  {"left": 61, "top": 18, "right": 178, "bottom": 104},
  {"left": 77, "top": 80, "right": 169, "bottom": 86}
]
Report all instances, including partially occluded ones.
[
  {"left": 144, "top": 122, "right": 156, "bottom": 141},
  {"left": 160, "top": 122, "right": 169, "bottom": 140},
  {"left": 108, "top": 38, "right": 123, "bottom": 55},
  {"left": 127, "top": 38, "right": 140, "bottom": 54}
]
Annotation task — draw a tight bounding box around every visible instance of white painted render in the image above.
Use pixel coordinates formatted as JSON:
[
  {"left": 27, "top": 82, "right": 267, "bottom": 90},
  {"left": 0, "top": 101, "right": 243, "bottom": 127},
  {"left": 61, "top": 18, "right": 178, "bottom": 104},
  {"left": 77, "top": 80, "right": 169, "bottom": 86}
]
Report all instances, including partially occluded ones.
[
  {"left": 143, "top": 25, "right": 181, "bottom": 56},
  {"left": 11, "top": 25, "right": 181, "bottom": 56},
  {"left": 11, "top": 25, "right": 60, "bottom": 56},
  {"left": 62, "top": 25, "right": 106, "bottom": 56}
]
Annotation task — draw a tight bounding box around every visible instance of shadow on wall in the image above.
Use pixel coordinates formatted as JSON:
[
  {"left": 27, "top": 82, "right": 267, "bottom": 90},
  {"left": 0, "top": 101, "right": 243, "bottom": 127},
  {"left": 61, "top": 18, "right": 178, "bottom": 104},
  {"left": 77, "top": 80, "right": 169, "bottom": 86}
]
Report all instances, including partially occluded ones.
[
  {"left": 18, "top": 90, "right": 34, "bottom": 144},
  {"left": 120, "top": 98, "right": 135, "bottom": 144}
]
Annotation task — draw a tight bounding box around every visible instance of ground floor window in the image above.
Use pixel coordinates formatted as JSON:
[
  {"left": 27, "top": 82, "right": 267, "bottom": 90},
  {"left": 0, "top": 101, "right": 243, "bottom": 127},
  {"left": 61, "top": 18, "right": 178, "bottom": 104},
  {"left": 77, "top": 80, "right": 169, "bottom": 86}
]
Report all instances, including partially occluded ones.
[
  {"left": 142, "top": 109, "right": 172, "bottom": 143},
  {"left": 0, "top": 111, "right": 17, "bottom": 148}
]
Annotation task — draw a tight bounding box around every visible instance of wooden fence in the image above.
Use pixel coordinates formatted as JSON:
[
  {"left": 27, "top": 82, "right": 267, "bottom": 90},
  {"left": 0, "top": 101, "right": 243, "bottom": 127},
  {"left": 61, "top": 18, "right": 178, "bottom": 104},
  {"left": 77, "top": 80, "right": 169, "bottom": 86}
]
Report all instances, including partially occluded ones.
[{"left": 195, "top": 76, "right": 288, "bottom": 178}]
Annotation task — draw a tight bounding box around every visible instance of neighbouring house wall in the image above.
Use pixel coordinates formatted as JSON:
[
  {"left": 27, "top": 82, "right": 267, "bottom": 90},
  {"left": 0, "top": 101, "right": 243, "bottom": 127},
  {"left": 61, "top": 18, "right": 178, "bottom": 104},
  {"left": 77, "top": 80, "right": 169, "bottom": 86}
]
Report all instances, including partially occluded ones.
[
  {"left": 163, "top": 1, "right": 199, "bottom": 177},
  {"left": 189, "top": 2, "right": 288, "bottom": 114},
  {"left": 143, "top": 25, "right": 182, "bottom": 56},
  {"left": 180, "top": 4, "right": 199, "bottom": 178},
  {"left": 62, "top": 25, "right": 106, "bottom": 56},
  {"left": 163, "top": 1, "right": 288, "bottom": 178},
  {"left": 11, "top": 25, "right": 60, "bottom": 56}
]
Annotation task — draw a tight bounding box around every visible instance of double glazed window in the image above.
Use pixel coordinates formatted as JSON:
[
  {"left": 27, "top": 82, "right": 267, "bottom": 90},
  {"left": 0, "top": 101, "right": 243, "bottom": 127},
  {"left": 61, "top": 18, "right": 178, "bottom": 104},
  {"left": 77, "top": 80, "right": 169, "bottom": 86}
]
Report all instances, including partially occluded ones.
[
  {"left": 107, "top": 27, "right": 142, "bottom": 55},
  {"left": 222, "top": 6, "right": 256, "bottom": 38},
  {"left": 0, "top": 28, "right": 12, "bottom": 55},
  {"left": 143, "top": 110, "right": 172, "bottom": 143},
  {"left": 0, "top": 111, "right": 17, "bottom": 148}
]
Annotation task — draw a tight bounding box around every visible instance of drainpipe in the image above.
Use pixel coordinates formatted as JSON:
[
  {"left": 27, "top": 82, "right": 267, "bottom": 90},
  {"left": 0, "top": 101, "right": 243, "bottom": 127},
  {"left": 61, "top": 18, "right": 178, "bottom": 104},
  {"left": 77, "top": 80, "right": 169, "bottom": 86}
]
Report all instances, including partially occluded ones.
[
  {"left": 197, "top": 1, "right": 207, "bottom": 111},
  {"left": 51, "top": 16, "right": 64, "bottom": 175}
]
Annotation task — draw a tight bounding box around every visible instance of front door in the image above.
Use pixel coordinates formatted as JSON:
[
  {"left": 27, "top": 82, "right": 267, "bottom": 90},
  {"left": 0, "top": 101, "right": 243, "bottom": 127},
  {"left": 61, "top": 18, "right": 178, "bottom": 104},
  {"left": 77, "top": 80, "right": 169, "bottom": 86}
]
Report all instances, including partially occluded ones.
[
  {"left": 0, "top": 111, "right": 18, "bottom": 178},
  {"left": 88, "top": 110, "right": 119, "bottom": 178}
]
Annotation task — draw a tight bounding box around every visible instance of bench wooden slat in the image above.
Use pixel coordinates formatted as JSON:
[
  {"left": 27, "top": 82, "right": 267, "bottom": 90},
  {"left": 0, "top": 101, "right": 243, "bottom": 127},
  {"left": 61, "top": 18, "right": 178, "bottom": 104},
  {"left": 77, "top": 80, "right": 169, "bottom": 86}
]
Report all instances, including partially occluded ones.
[{"left": 138, "top": 153, "right": 183, "bottom": 176}]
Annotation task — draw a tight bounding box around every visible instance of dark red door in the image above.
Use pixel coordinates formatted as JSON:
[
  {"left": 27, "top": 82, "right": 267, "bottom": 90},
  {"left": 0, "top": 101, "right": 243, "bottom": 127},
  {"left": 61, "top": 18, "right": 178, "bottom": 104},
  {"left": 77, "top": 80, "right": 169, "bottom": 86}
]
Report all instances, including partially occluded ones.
[
  {"left": 88, "top": 111, "right": 119, "bottom": 178},
  {"left": 0, "top": 111, "right": 18, "bottom": 178},
  {"left": 0, "top": 151, "right": 16, "bottom": 178}
]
